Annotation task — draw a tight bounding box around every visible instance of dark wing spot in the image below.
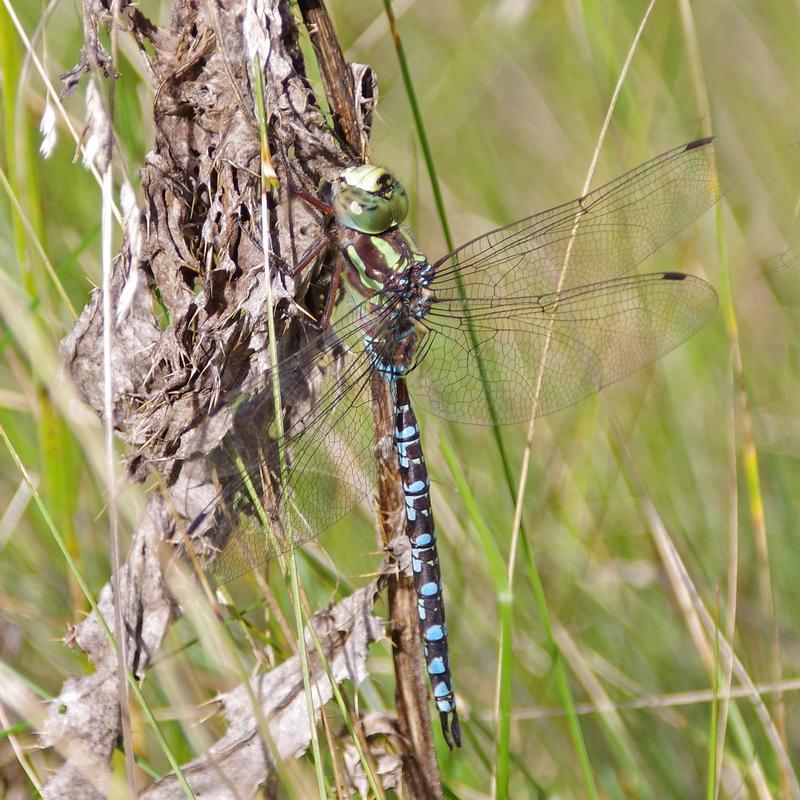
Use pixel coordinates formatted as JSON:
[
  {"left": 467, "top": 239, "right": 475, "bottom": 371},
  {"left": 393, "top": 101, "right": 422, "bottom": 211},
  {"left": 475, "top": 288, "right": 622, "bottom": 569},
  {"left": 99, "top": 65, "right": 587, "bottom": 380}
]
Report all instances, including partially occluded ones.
[
  {"left": 685, "top": 136, "right": 714, "bottom": 151},
  {"left": 662, "top": 272, "right": 688, "bottom": 281}
]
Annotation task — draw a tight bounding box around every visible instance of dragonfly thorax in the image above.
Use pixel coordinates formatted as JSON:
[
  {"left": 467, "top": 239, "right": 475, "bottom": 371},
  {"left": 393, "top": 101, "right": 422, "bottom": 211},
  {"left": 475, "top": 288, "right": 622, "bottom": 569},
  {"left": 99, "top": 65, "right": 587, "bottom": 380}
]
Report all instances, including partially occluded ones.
[
  {"left": 340, "top": 225, "right": 434, "bottom": 306},
  {"left": 332, "top": 165, "right": 409, "bottom": 235}
]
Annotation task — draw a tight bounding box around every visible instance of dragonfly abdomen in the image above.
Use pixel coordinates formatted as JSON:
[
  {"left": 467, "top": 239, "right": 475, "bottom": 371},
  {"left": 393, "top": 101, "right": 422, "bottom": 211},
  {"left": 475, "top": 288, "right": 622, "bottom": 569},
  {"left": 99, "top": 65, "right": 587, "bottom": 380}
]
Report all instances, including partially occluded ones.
[{"left": 394, "top": 378, "right": 461, "bottom": 748}]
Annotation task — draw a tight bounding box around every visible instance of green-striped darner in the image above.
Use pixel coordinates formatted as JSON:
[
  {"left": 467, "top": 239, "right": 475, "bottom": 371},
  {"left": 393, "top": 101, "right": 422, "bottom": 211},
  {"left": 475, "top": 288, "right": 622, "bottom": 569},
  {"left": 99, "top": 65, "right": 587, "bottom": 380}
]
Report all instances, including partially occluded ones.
[{"left": 190, "top": 137, "right": 722, "bottom": 747}]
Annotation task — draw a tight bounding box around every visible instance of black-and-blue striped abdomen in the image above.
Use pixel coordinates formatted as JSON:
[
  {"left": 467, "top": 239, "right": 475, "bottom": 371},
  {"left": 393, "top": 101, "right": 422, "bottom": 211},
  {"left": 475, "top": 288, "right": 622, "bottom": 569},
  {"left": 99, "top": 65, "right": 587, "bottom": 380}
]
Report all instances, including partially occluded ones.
[{"left": 393, "top": 378, "right": 461, "bottom": 748}]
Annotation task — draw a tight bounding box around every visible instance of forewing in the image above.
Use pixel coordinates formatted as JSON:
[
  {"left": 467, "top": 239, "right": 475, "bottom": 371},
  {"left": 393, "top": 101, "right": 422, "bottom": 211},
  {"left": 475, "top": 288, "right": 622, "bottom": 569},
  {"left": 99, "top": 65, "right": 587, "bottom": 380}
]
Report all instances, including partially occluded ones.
[{"left": 430, "top": 138, "right": 722, "bottom": 301}]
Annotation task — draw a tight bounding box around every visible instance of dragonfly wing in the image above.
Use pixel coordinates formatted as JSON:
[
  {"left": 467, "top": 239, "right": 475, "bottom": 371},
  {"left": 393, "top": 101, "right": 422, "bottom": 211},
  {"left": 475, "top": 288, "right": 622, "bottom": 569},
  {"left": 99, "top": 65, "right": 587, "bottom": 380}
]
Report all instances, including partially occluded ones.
[
  {"left": 191, "top": 302, "right": 397, "bottom": 583},
  {"left": 429, "top": 138, "right": 723, "bottom": 301},
  {"left": 413, "top": 272, "right": 718, "bottom": 424},
  {"left": 412, "top": 139, "right": 723, "bottom": 424}
]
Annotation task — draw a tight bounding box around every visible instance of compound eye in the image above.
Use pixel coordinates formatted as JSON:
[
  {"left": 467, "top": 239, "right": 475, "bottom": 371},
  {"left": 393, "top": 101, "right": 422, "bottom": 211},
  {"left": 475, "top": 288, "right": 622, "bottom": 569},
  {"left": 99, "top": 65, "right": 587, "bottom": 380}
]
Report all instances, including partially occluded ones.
[
  {"left": 333, "top": 186, "right": 394, "bottom": 234},
  {"left": 389, "top": 183, "right": 409, "bottom": 225}
]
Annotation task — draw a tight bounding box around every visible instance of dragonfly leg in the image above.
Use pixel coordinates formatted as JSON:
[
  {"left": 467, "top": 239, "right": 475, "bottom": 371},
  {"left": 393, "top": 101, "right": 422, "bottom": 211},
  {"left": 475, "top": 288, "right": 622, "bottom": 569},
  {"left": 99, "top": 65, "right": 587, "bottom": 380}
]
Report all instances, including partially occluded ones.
[
  {"left": 290, "top": 234, "right": 332, "bottom": 278},
  {"left": 293, "top": 187, "right": 334, "bottom": 217},
  {"left": 234, "top": 217, "right": 327, "bottom": 282},
  {"left": 316, "top": 256, "right": 343, "bottom": 329}
]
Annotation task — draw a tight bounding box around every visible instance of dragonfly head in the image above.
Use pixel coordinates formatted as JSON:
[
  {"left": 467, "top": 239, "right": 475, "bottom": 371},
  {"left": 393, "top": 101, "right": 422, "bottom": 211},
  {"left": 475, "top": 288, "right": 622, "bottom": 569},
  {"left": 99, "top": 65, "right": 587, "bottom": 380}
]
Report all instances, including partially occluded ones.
[{"left": 331, "top": 165, "right": 409, "bottom": 234}]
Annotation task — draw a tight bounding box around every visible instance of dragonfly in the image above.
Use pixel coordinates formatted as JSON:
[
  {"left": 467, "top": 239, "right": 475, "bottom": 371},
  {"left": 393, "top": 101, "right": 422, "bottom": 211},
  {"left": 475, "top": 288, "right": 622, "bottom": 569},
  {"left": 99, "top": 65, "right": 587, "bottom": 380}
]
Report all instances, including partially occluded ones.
[{"left": 189, "top": 137, "right": 722, "bottom": 749}]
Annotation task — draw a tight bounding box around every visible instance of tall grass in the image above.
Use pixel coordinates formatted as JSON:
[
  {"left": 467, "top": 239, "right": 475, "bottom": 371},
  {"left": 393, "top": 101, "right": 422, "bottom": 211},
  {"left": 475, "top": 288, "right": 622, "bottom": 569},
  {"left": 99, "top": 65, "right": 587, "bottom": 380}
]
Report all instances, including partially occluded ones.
[{"left": 1, "top": 0, "right": 799, "bottom": 797}]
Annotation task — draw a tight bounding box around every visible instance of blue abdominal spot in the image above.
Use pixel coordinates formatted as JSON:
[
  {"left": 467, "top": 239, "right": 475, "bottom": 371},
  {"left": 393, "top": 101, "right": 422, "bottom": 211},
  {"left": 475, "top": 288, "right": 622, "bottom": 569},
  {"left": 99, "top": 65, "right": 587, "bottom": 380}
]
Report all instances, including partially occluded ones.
[
  {"left": 428, "top": 657, "right": 446, "bottom": 675},
  {"left": 425, "top": 625, "right": 445, "bottom": 642},
  {"left": 434, "top": 681, "right": 452, "bottom": 698}
]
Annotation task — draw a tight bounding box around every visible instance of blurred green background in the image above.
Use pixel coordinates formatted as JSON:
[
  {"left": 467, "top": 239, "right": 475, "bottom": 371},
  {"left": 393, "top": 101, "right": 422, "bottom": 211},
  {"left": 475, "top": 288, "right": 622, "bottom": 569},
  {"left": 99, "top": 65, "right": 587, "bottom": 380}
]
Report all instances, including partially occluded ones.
[{"left": 0, "top": 0, "right": 798, "bottom": 797}]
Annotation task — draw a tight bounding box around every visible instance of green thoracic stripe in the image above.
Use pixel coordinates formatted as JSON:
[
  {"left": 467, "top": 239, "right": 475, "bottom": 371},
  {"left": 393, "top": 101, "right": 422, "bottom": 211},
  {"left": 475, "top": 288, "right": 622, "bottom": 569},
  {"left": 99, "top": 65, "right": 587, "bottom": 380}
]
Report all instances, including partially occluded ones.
[
  {"left": 372, "top": 236, "right": 406, "bottom": 274},
  {"left": 346, "top": 244, "right": 385, "bottom": 291}
]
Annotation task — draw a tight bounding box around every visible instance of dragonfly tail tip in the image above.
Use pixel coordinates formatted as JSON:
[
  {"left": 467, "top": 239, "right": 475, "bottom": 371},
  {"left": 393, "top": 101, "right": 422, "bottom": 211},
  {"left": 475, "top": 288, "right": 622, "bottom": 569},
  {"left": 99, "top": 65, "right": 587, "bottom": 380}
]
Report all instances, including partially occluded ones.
[{"left": 441, "top": 709, "right": 462, "bottom": 749}]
